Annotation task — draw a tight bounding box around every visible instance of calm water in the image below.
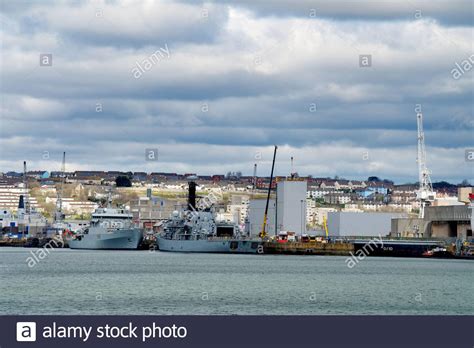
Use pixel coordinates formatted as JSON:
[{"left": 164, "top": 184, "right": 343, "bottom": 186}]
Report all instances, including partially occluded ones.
[{"left": 0, "top": 247, "right": 472, "bottom": 315}]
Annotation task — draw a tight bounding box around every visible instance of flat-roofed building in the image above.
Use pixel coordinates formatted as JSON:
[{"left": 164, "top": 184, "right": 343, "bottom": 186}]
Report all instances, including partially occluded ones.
[
  {"left": 328, "top": 212, "right": 407, "bottom": 237},
  {"left": 248, "top": 199, "right": 276, "bottom": 237},
  {"left": 276, "top": 180, "right": 307, "bottom": 235}
]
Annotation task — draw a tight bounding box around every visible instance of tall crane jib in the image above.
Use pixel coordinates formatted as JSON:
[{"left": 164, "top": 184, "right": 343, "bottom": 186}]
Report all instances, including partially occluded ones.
[
  {"left": 416, "top": 112, "right": 435, "bottom": 219},
  {"left": 260, "top": 145, "right": 277, "bottom": 239},
  {"left": 55, "top": 152, "right": 66, "bottom": 222},
  {"left": 252, "top": 163, "right": 257, "bottom": 190}
]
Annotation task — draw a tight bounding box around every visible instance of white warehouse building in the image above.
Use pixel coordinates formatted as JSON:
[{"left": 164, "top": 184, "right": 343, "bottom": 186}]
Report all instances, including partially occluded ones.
[
  {"left": 247, "top": 180, "right": 307, "bottom": 237},
  {"left": 327, "top": 212, "right": 407, "bottom": 237},
  {"left": 277, "top": 180, "right": 307, "bottom": 235},
  {"left": 247, "top": 199, "right": 276, "bottom": 237}
]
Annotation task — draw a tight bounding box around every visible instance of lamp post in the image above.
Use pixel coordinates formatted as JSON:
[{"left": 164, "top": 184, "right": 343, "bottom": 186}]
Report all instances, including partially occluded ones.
[{"left": 300, "top": 199, "right": 305, "bottom": 236}]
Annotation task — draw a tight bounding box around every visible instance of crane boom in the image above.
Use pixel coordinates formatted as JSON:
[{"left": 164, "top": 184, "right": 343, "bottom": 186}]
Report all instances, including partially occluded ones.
[
  {"left": 260, "top": 145, "right": 277, "bottom": 239},
  {"left": 416, "top": 112, "right": 435, "bottom": 218},
  {"left": 253, "top": 163, "right": 257, "bottom": 190},
  {"left": 55, "top": 152, "right": 66, "bottom": 222},
  {"left": 60, "top": 151, "right": 66, "bottom": 212}
]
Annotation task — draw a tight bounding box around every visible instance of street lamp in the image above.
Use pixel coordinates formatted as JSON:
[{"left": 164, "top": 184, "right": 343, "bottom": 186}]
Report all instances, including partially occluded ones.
[{"left": 300, "top": 199, "right": 305, "bottom": 236}]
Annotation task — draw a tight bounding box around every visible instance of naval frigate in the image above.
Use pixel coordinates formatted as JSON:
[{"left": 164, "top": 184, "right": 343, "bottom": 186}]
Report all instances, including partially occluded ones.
[
  {"left": 69, "top": 193, "right": 143, "bottom": 250},
  {"left": 157, "top": 179, "right": 262, "bottom": 253}
]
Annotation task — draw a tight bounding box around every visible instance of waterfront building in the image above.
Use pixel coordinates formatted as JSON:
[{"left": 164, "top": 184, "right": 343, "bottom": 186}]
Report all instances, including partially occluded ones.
[
  {"left": 0, "top": 184, "right": 39, "bottom": 212},
  {"left": 248, "top": 199, "right": 276, "bottom": 237},
  {"left": 276, "top": 180, "right": 307, "bottom": 235},
  {"left": 327, "top": 211, "right": 407, "bottom": 237}
]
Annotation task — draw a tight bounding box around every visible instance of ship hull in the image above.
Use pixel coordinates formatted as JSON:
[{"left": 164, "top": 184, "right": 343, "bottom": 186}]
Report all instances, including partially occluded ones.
[
  {"left": 157, "top": 236, "right": 261, "bottom": 254},
  {"left": 69, "top": 228, "right": 143, "bottom": 250},
  {"left": 352, "top": 240, "right": 448, "bottom": 258}
]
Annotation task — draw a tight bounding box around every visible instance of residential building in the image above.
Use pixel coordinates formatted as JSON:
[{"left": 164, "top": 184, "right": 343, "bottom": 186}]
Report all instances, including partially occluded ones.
[{"left": 0, "top": 184, "right": 40, "bottom": 212}]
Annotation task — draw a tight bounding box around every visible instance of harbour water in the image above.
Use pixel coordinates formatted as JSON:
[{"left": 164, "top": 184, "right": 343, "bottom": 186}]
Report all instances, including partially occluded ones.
[{"left": 0, "top": 247, "right": 472, "bottom": 315}]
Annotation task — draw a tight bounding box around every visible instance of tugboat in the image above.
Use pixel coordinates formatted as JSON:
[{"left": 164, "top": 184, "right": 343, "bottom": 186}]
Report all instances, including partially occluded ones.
[
  {"left": 422, "top": 246, "right": 451, "bottom": 258},
  {"left": 156, "top": 179, "right": 262, "bottom": 253},
  {"left": 69, "top": 192, "right": 143, "bottom": 250}
]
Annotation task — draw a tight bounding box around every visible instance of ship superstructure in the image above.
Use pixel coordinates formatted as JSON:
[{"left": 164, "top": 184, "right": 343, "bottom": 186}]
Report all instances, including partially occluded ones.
[
  {"left": 157, "top": 178, "right": 261, "bottom": 253},
  {"left": 69, "top": 192, "right": 143, "bottom": 250}
]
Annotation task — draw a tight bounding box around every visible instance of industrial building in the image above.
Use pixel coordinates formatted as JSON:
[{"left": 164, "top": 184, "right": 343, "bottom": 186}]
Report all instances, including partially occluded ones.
[
  {"left": 427, "top": 205, "right": 472, "bottom": 239},
  {"left": 327, "top": 212, "right": 407, "bottom": 237},
  {"left": 276, "top": 180, "right": 307, "bottom": 234},
  {"left": 128, "top": 190, "right": 174, "bottom": 231},
  {"left": 391, "top": 205, "right": 472, "bottom": 239},
  {"left": 247, "top": 199, "right": 276, "bottom": 237},
  {"left": 247, "top": 179, "right": 307, "bottom": 237},
  {"left": 390, "top": 217, "right": 425, "bottom": 238},
  {"left": 391, "top": 188, "right": 473, "bottom": 239}
]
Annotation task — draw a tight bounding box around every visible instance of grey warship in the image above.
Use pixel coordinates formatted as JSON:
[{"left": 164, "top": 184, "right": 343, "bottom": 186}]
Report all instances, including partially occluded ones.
[
  {"left": 157, "top": 179, "right": 262, "bottom": 253},
  {"left": 69, "top": 193, "right": 143, "bottom": 250}
]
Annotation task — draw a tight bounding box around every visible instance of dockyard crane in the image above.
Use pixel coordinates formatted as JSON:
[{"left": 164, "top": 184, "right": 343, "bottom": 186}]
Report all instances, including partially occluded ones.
[
  {"left": 54, "top": 152, "right": 66, "bottom": 223},
  {"left": 416, "top": 113, "right": 435, "bottom": 219},
  {"left": 252, "top": 163, "right": 257, "bottom": 191},
  {"left": 260, "top": 145, "right": 277, "bottom": 239},
  {"left": 323, "top": 216, "right": 329, "bottom": 239}
]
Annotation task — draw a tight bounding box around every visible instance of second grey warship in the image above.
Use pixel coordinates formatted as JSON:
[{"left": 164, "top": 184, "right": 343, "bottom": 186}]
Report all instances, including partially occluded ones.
[{"left": 157, "top": 179, "right": 262, "bottom": 253}]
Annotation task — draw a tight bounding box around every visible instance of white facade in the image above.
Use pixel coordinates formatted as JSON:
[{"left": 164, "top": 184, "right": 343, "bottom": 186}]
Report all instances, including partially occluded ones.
[
  {"left": 306, "top": 200, "right": 338, "bottom": 226},
  {"left": 248, "top": 199, "right": 276, "bottom": 237},
  {"left": 46, "top": 197, "right": 98, "bottom": 214},
  {"left": 313, "top": 207, "right": 338, "bottom": 225},
  {"left": 433, "top": 197, "right": 465, "bottom": 206},
  {"left": 277, "top": 180, "right": 307, "bottom": 235},
  {"left": 226, "top": 195, "right": 249, "bottom": 225},
  {"left": 327, "top": 212, "right": 407, "bottom": 237},
  {"left": 307, "top": 188, "right": 333, "bottom": 199},
  {"left": 0, "top": 184, "right": 39, "bottom": 211}
]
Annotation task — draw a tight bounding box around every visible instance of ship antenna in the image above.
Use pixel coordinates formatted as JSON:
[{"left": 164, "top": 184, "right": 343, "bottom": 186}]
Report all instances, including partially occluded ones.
[
  {"left": 107, "top": 189, "right": 113, "bottom": 208},
  {"left": 23, "top": 161, "right": 30, "bottom": 215}
]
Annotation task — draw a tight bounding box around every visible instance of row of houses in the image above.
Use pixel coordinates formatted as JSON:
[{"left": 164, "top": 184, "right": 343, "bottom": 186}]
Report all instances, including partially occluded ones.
[
  {"left": 3, "top": 170, "right": 396, "bottom": 188},
  {"left": 0, "top": 184, "right": 40, "bottom": 212}
]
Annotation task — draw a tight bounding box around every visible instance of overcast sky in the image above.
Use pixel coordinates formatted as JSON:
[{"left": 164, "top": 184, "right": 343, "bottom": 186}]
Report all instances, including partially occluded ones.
[{"left": 0, "top": 0, "right": 472, "bottom": 183}]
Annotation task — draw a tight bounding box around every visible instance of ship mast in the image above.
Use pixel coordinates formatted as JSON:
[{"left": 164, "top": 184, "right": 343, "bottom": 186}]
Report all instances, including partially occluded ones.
[
  {"left": 107, "top": 189, "right": 113, "bottom": 208},
  {"left": 23, "top": 161, "right": 30, "bottom": 216},
  {"left": 416, "top": 112, "right": 435, "bottom": 219}
]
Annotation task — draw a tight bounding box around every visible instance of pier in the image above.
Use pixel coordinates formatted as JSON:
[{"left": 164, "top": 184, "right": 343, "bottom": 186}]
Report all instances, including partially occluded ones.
[{"left": 263, "top": 240, "right": 353, "bottom": 255}]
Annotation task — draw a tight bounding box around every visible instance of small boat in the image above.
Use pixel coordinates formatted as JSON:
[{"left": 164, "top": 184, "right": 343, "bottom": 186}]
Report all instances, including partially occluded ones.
[{"left": 422, "top": 247, "right": 449, "bottom": 258}]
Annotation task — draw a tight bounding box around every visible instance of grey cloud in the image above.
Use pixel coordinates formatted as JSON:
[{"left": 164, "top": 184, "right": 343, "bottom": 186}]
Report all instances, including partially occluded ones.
[
  {"left": 0, "top": 1, "right": 472, "bottom": 183},
  {"left": 3, "top": 1, "right": 229, "bottom": 47},
  {"left": 207, "top": 0, "right": 473, "bottom": 26}
]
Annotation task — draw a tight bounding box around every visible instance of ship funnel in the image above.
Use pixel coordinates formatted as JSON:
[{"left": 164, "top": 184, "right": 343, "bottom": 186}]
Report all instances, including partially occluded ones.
[
  {"left": 18, "top": 195, "right": 25, "bottom": 209},
  {"left": 188, "top": 181, "right": 197, "bottom": 210}
]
